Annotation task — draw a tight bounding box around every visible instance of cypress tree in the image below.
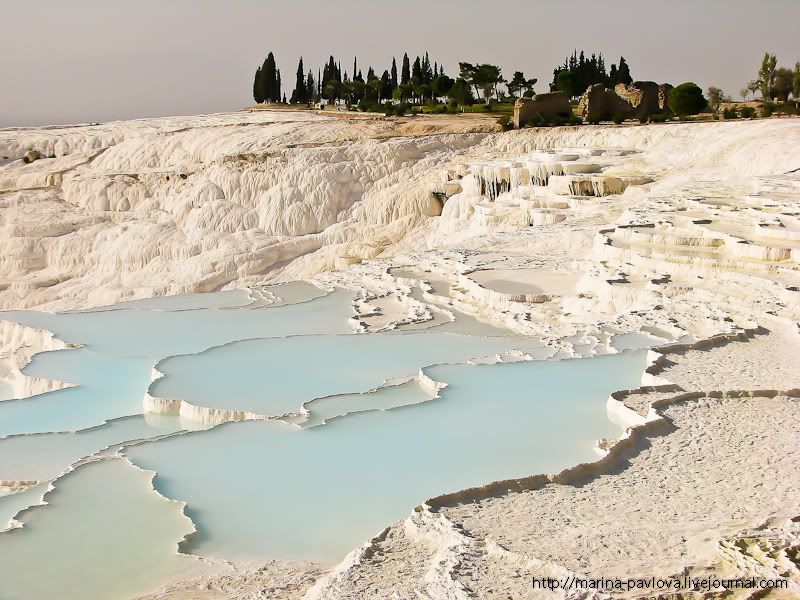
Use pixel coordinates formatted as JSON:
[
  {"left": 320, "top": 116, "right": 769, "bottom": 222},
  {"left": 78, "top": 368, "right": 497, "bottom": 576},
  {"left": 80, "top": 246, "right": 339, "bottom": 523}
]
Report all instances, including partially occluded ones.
[
  {"left": 412, "top": 56, "right": 422, "bottom": 83},
  {"left": 259, "top": 52, "right": 278, "bottom": 103},
  {"left": 306, "top": 71, "right": 316, "bottom": 102},
  {"left": 401, "top": 53, "right": 411, "bottom": 85},
  {"left": 617, "top": 57, "right": 632, "bottom": 85},
  {"left": 253, "top": 67, "right": 264, "bottom": 103},
  {"left": 291, "top": 57, "right": 306, "bottom": 103},
  {"left": 276, "top": 69, "right": 282, "bottom": 102},
  {"left": 391, "top": 58, "right": 398, "bottom": 89},
  {"left": 381, "top": 70, "right": 393, "bottom": 100},
  {"left": 609, "top": 64, "right": 618, "bottom": 86}
]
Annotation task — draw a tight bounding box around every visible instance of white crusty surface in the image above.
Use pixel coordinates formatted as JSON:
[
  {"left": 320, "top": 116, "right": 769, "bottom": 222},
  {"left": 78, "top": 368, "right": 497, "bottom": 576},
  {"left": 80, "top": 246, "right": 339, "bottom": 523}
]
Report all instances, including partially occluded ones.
[{"left": 2, "top": 113, "right": 800, "bottom": 599}]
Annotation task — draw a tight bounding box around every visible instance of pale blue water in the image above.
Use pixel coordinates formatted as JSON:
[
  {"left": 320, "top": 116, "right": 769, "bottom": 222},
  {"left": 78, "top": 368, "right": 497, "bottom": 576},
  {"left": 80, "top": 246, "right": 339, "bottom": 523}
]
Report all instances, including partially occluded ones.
[
  {"left": 0, "top": 288, "right": 354, "bottom": 435},
  {"left": 128, "top": 350, "right": 646, "bottom": 562},
  {"left": 151, "top": 332, "right": 547, "bottom": 416},
  {"left": 302, "top": 379, "right": 433, "bottom": 427},
  {"left": 0, "top": 415, "right": 186, "bottom": 481},
  {"left": 0, "top": 284, "right": 649, "bottom": 596},
  {"left": 0, "top": 287, "right": 353, "bottom": 356}
]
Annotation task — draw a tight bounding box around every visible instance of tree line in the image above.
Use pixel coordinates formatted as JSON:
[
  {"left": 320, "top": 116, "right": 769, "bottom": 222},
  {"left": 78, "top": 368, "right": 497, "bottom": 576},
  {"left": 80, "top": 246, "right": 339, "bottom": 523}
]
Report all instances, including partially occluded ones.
[
  {"left": 251, "top": 51, "right": 541, "bottom": 109},
  {"left": 550, "top": 51, "right": 633, "bottom": 98},
  {"left": 706, "top": 52, "right": 800, "bottom": 109}
]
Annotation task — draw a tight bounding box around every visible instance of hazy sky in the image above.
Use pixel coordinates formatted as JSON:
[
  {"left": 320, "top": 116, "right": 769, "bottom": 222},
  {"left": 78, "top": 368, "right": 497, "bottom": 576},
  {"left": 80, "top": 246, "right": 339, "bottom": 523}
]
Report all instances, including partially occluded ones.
[{"left": 2, "top": 0, "right": 798, "bottom": 127}]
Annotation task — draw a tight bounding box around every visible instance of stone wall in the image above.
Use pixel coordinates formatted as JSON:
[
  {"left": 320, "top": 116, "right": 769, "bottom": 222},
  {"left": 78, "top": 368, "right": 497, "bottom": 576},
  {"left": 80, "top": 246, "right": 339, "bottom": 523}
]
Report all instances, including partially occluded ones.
[
  {"left": 578, "top": 82, "right": 673, "bottom": 120},
  {"left": 577, "top": 84, "right": 633, "bottom": 120},
  {"left": 513, "top": 93, "right": 572, "bottom": 128}
]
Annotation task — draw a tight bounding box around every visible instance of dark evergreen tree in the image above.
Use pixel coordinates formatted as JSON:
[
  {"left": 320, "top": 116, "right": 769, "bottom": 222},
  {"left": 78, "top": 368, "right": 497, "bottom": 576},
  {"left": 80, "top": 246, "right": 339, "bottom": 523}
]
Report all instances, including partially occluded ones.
[
  {"left": 253, "top": 67, "right": 264, "bottom": 103},
  {"left": 401, "top": 53, "right": 411, "bottom": 85},
  {"left": 306, "top": 71, "right": 316, "bottom": 102},
  {"left": 291, "top": 57, "right": 307, "bottom": 103},
  {"left": 617, "top": 57, "right": 632, "bottom": 85},
  {"left": 391, "top": 58, "right": 398, "bottom": 89},
  {"left": 381, "top": 70, "right": 393, "bottom": 100},
  {"left": 258, "top": 52, "right": 280, "bottom": 102},
  {"left": 412, "top": 56, "right": 422, "bottom": 83},
  {"left": 276, "top": 69, "right": 281, "bottom": 101},
  {"left": 549, "top": 49, "right": 609, "bottom": 96}
]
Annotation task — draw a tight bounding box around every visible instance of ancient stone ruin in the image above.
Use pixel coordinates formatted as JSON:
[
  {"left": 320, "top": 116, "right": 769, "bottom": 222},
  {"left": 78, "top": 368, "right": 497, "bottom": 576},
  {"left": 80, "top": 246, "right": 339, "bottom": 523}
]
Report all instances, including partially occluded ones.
[
  {"left": 577, "top": 82, "right": 673, "bottom": 121},
  {"left": 513, "top": 93, "right": 572, "bottom": 128}
]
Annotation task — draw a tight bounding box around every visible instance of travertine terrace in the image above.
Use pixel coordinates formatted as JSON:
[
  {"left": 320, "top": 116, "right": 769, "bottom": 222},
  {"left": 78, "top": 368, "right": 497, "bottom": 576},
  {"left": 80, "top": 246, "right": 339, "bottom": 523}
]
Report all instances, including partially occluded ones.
[{"left": 1, "top": 112, "right": 799, "bottom": 599}]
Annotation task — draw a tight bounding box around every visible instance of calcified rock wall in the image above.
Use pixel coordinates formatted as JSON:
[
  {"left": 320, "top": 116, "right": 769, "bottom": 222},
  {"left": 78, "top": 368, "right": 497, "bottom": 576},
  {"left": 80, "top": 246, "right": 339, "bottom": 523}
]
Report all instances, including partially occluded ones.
[
  {"left": 2, "top": 114, "right": 799, "bottom": 313},
  {"left": 0, "top": 113, "right": 483, "bottom": 310},
  {"left": 0, "top": 320, "right": 75, "bottom": 399}
]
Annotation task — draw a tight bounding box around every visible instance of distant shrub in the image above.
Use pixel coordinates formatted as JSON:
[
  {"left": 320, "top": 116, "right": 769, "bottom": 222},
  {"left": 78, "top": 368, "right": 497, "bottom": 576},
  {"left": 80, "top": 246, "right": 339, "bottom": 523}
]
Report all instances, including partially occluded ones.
[
  {"left": 775, "top": 103, "right": 798, "bottom": 116},
  {"left": 739, "top": 106, "right": 756, "bottom": 118},
  {"left": 722, "top": 107, "right": 739, "bottom": 119},
  {"left": 496, "top": 115, "right": 513, "bottom": 131},
  {"left": 761, "top": 102, "right": 776, "bottom": 117},
  {"left": 668, "top": 82, "right": 707, "bottom": 117},
  {"left": 569, "top": 115, "right": 584, "bottom": 125},
  {"left": 612, "top": 113, "right": 625, "bottom": 124},
  {"left": 649, "top": 112, "right": 671, "bottom": 123},
  {"left": 523, "top": 113, "right": 548, "bottom": 127},
  {"left": 638, "top": 112, "right": 648, "bottom": 123}
]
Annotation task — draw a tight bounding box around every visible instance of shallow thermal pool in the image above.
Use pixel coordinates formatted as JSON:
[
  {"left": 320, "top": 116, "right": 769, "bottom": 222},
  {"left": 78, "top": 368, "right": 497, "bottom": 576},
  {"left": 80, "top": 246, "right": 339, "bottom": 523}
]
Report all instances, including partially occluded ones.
[{"left": 0, "top": 282, "right": 649, "bottom": 600}]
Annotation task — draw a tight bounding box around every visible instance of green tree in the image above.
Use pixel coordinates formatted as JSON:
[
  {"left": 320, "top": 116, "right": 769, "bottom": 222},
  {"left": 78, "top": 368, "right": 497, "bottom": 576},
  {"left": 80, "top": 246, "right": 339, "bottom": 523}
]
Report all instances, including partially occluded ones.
[
  {"left": 747, "top": 79, "right": 761, "bottom": 100},
  {"left": 412, "top": 56, "right": 422, "bottom": 84},
  {"left": 507, "top": 71, "right": 527, "bottom": 98},
  {"left": 616, "top": 57, "right": 632, "bottom": 85},
  {"left": 707, "top": 86, "right": 728, "bottom": 110},
  {"left": 759, "top": 53, "right": 777, "bottom": 99},
  {"left": 459, "top": 63, "right": 504, "bottom": 102},
  {"left": 391, "top": 58, "right": 398, "bottom": 89},
  {"left": 772, "top": 68, "right": 793, "bottom": 102},
  {"left": 381, "top": 70, "right": 393, "bottom": 100},
  {"left": 324, "top": 80, "right": 340, "bottom": 101},
  {"left": 306, "top": 71, "right": 316, "bottom": 103},
  {"left": 393, "top": 83, "right": 413, "bottom": 103},
  {"left": 258, "top": 52, "right": 280, "bottom": 102},
  {"left": 253, "top": 67, "right": 264, "bottom": 103},
  {"left": 291, "top": 57, "right": 307, "bottom": 104},
  {"left": 555, "top": 70, "right": 577, "bottom": 97},
  {"left": 458, "top": 62, "right": 479, "bottom": 98},
  {"left": 432, "top": 74, "right": 455, "bottom": 99},
  {"left": 401, "top": 53, "right": 411, "bottom": 85},
  {"left": 668, "top": 82, "right": 707, "bottom": 117},
  {"left": 448, "top": 78, "right": 474, "bottom": 106},
  {"left": 794, "top": 63, "right": 800, "bottom": 101}
]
